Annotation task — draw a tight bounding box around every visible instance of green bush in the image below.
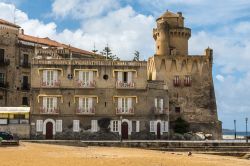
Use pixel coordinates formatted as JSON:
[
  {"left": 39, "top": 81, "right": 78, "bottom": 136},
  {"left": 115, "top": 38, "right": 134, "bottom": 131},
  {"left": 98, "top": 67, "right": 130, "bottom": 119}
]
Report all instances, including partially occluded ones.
[
  {"left": 173, "top": 117, "right": 189, "bottom": 134},
  {"left": 0, "top": 137, "right": 3, "bottom": 143},
  {"left": 98, "top": 118, "right": 111, "bottom": 131}
]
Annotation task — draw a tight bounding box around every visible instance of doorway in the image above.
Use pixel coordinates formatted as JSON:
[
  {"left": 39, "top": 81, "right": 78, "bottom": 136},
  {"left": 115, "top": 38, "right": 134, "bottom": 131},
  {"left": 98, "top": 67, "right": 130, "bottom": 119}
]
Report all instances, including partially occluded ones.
[
  {"left": 121, "top": 122, "right": 128, "bottom": 139},
  {"left": 157, "top": 122, "right": 161, "bottom": 139},
  {"left": 46, "top": 122, "right": 53, "bottom": 139}
]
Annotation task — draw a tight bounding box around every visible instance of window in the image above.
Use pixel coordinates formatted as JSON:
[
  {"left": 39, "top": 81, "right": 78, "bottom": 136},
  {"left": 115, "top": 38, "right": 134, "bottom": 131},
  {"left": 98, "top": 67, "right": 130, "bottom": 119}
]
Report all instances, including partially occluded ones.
[
  {"left": 43, "top": 97, "right": 57, "bottom": 111},
  {"left": 14, "top": 114, "right": 25, "bottom": 119},
  {"left": 132, "top": 121, "right": 136, "bottom": 132},
  {"left": 118, "top": 97, "right": 132, "bottom": 113},
  {"left": 150, "top": 121, "right": 155, "bottom": 132},
  {"left": 36, "top": 120, "right": 43, "bottom": 132},
  {"left": 0, "top": 73, "right": 4, "bottom": 84},
  {"left": 175, "top": 107, "right": 181, "bottom": 113},
  {"left": 123, "top": 72, "right": 128, "bottom": 82},
  {"left": 56, "top": 120, "right": 62, "bottom": 132},
  {"left": 184, "top": 75, "right": 192, "bottom": 86},
  {"left": 0, "top": 95, "right": 3, "bottom": 100},
  {"left": 0, "top": 49, "right": 4, "bottom": 61},
  {"left": 111, "top": 120, "right": 118, "bottom": 132},
  {"left": 42, "top": 70, "right": 59, "bottom": 86},
  {"left": 22, "top": 97, "right": 28, "bottom": 106},
  {"left": 154, "top": 98, "right": 164, "bottom": 110},
  {"left": 91, "top": 120, "right": 98, "bottom": 132},
  {"left": 73, "top": 120, "right": 80, "bottom": 132},
  {"left": 79, "top": 97, "right": 93, "bottom": 110},
  {"left": 162, "top": 121, "right": 168, "bottom": 132},
  {"left": 23, "top": 54, "right": 29, "bottom": 64},
  {"left": 117, "top": 72, "right": 132, "bottom": 83},
  {"left": 79, "top": 71, "right": 93, "bottom": 83},
  {"left": 173, "top": 75, "right": 181, "bottom": 87}
]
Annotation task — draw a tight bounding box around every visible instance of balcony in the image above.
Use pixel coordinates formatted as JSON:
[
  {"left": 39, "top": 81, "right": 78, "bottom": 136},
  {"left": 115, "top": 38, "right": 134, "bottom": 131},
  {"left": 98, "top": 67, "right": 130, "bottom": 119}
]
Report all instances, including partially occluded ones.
[
  {"left": 116, "top": 108, "right": 134, "bottom": 115},
  {"left": 41, "top": 80, "right": 61, "bottom": 88},
  {"left": 154, "top": 107, "right": 168, "bottom": 115},
  {"left": 77, "top": 81, "right": 96, "bottom": 88},
  {"left": 0, "top": 59, "right": 10, "bottom": 66},
  {"left": 21, "top": 83, "right": 30, "bottom": 91},
  {"left": 116, "top": 81, "right": 135, "bottom": 89},
  {"left": 40, "top": 107, "right": 60, "bottom": 115},
  {"left": 76, "top": 107, "right": 95, "bottom": 115},
  {"left": 21, "top": 62, "right": 31, "bottom": 68}
]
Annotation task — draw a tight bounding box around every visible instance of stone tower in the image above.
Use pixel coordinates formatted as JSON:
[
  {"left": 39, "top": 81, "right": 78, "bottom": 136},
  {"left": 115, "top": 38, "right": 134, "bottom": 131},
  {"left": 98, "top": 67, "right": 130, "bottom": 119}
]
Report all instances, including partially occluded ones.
[
  {"left": 153, "top": 11, "right": 191, "bottom": 56},
  {"left": 148, "top": 11, "right": 222, "bottom": 139}
]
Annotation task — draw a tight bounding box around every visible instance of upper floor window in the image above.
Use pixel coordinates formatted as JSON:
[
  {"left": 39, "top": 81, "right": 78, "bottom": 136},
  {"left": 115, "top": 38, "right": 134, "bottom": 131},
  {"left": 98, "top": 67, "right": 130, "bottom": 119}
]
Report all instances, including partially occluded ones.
[
  {"left": 184, "top": 75, "right": 192, "bottom": 86},
  {"left": 42, "top": 70, "right": 60, "bottom": 87},
  {"left": 116, "top": 71, "right": 135, "bottom": 88},
  {"left": 0, "top": 49, "right": 4, "bottom": 61},
  {"left": 116, "top": 97, "right": 134, "bottom": 114},
  {"left": 76, "top": 97, "right": 95, "bottom": 114},
  {"left": 41, "top": 97, "right": 59, "bottom": 114},
  {"left": 0, "top": 73, "right": 4, "bottom": 84},
  {"left": 78, "top": 71, "right": 95, "bottom": 88},
  {"left": 173, "top": 75, "right": 181, "bottom": 87}
]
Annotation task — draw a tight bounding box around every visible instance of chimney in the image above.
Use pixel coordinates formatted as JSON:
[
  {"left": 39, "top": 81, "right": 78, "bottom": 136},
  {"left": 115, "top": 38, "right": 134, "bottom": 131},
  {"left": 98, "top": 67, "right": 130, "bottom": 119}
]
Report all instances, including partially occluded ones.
[
  {"left": 20, "top": 29, "right": 24, "bottom": 35},
  {"left": 177, "top": 12, "right": 182, "bottom": 17}
]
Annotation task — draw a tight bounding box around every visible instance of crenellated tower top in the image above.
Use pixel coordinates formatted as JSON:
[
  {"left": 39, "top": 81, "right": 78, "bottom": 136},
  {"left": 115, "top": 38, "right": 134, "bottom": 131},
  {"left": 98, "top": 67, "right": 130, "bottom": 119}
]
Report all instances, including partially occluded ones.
[{"left": 153, "top": 11, "right": 191, "bottom": 56}]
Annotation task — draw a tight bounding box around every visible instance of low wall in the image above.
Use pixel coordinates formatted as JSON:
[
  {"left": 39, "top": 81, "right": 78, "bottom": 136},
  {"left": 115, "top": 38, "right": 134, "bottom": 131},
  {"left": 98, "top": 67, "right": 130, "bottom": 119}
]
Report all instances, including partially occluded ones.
[{"left": 0, "top": 124, "right": 30, "bottom": 139}]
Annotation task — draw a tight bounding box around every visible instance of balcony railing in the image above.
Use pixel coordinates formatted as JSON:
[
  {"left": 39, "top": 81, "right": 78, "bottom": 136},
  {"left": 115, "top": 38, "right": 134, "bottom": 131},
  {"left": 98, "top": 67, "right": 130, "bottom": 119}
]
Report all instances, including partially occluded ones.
[
  {"left": 116, "top": 81, "right": 135, "bottom": 89},
  {"left": 77, "top": 80, "right": 96, "bottom": 88},
  {"left": 21, "top": 83, "right": 30, "bottom": 91},
  {"left": 76, "top": 107, "right": 95, "bottom": 115},
  {"left": 0, "top": 59, "right": 10, "bottom": 66},
  {"left": 21, "top": 62, "right": 31, "bottom": 68},
  {"left": 154, "top": 107, "right": 168, "bottom": 115},
  {"left": 40, "top": 107, "right": 60, "bottom": 114},
  {"left": 41, "top": 80, "right": 61, "bottom": 87},
  {"left": 116, "top": 108, "right": 134, "bottom": 115}
]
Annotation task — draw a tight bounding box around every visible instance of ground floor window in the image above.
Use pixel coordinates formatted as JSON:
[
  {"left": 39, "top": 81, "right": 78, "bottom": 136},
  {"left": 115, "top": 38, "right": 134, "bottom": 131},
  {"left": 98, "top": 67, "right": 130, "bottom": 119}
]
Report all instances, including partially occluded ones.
[
  {"left": 73, "top": 120, "right": 80, "bottom": 132},
  {"left": 111, "top": 120, "right": 118, "bottom": 132}
]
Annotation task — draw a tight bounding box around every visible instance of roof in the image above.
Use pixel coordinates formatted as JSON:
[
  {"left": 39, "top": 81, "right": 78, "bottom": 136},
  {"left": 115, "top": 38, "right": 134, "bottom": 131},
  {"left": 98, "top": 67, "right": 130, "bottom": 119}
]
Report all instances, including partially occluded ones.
[
  {"left": 157, "top": 11, "right": 180, "bottom": 20},
  {"left": 18, "top": 34, "right": 99, "bottom": 57},
  {"left": 0, "top": 107, "right": 30, "bottom": 113},
  {"left": 0, "top": 19, "right": 20, "bottom": 28}
]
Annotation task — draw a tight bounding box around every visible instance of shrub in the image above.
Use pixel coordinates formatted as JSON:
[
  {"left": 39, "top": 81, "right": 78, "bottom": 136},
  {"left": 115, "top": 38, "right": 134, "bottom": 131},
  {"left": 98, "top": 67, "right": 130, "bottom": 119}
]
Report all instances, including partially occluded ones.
[{"left": 98, "top": 118, "right": 111, "bottom": 131}]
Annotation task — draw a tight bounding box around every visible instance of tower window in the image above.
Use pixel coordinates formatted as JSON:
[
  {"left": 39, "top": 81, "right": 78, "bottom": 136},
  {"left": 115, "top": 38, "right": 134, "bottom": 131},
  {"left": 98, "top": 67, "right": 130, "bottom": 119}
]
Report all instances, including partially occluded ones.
[
  {"left": 175, "top": 107, "right": 181, "bottom": 113},
  {"left": 157, "top": 46, "right": 160, "bottom": 50}
]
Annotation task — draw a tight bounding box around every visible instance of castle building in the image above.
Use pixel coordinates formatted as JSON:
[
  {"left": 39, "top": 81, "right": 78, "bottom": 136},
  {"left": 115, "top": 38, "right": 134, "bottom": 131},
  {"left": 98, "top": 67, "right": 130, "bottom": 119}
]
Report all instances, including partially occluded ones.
[{"left": 1, "top": 11, "right": 222, "bottom": 140}]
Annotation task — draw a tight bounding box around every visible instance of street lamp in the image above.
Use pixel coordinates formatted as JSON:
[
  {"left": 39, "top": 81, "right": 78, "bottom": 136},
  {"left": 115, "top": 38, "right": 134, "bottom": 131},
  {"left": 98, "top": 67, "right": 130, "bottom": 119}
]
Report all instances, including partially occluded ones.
[
  {"left": 246, "top": 117, "right": 248, "bottom": 143},
  {"left": 234, "top": 120, "right": 236, "bottom": 140},
  {"left": 120, "top": 116, "right": 122, "bottom": 142}
]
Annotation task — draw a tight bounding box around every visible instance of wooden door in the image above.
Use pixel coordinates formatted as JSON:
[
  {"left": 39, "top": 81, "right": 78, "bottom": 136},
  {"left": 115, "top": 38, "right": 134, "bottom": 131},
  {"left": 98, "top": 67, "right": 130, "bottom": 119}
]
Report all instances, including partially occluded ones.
[
  {"left": 157, "top": 122, "right": 161, "bottom": 139},
  {"left": 46, "top": 122, "right": 53, "bottom": 139},
  {"left": 122, "top": 122, "right": 128, "bottom": 139}
]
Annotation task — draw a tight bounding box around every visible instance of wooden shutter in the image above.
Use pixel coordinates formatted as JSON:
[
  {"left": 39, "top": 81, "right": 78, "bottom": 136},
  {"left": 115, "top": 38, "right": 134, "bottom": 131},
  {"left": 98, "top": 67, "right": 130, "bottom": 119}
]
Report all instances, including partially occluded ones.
[
  {"left": 89, "top": 71, "right": 93, "bottom": 82},
  {"left": 136, "top": 121, "right": 140, "bottom": 132},
  {"left": 118, "top": 98, "right": 122, "bottom": 109},
  {"left": 91, "top": 120, "right": 98, "bottom": 132},
  {"left": 88, "top": 98, "right": 93, "bottom": 111},
  {"left": 110, "top": 120, "right": 114, "bottom": 132},
  {"left": 43, "top": 70, "right": 47, "bottom": 83},
  {"left": 73, "top": 120, "right": 80, "bottom": 132},
  {"left": 53, "top": 97, "right": 57, "bottom": 109},
  {"left": 118, "top": 120, "right": 121, "bottom": 133},
  {"left": 43, "top": 97, "right": 47, "bottom": 109},
  {"left": 53, "top": 70, "right": 58, "bottom": 82},
  {"left": 150, "top": 121, "right": 155, "bottom": 132},
  {"left": 36, "top": 120, "right": 43, "bottom": 132},
  {"left": 127, "top": 98, "right": 132, "bottom": 111},
  {"left": 154, "top": 98, "right": 158, "bottom": 108},
  {"left": 79, "top": 98, "right": 83, "bottom": 109},
  {"left": 160, "top": 99, "right": 163, "bottom": 110},
  {"left": 127, "top": 72, "right": 132, "bottom": 83},
  {"left": 79, "top": 71, "right": 83, "bottom": 82},
  {"left": 56, "top": 120, "right": 62, "bottom": 132},
  {"left": 118, "top": 72, "right": 122, "bottom": 82}
]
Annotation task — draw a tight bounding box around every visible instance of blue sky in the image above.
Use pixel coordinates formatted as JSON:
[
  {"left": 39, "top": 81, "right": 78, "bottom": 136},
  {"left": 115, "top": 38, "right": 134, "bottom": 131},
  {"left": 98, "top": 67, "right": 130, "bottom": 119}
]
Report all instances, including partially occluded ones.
[{"left": 1, "top": 0, "right": 250, "bottom": 131}]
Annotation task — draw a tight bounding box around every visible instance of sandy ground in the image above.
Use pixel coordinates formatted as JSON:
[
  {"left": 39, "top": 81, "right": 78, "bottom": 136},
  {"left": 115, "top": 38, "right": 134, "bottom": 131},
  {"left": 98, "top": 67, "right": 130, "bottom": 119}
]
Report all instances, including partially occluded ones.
[{"left": 0, "top": 142, "right": 249, "bottom": 166}]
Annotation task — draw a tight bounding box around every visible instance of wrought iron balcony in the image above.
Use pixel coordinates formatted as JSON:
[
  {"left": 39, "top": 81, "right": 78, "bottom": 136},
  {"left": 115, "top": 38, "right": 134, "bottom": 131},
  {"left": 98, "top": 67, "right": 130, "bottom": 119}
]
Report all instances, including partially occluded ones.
[
  {"left": 76, "top": 107, "right": 95, "bottom": 115},
  {"left": 77, "top": 80, "right": 96, "bottom": 88},
  {"left": 0, "top": 59, "right": 10, "bottom": 66},
  {"left": 40, "top": 107, "right": 60, "bottom": 114},
  {"left": 41, "top": 80, "right": 61, "bottom": 88},
  {"left": 116, "top": 81, "right": 135, "bottom": 89},
  {"left": 21, "top": 83, "right": 30, "bottom": 91},
  {"left": 154, "top": 107, "right": 168, "bottom": 115},
  {"left": 116, "top": 108, "right": 134, "bottom": 115}
]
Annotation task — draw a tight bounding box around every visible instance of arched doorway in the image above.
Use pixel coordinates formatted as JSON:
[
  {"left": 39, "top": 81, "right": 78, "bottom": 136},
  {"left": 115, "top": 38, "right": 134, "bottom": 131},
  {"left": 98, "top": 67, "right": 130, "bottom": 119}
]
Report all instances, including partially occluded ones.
[
  {"left": 46, "top": 122, "right": 53, "bottom": 139},
  {"left": 157, "top": 122, "right": 161, "bottom": 139},
  {"left": 121, "top": 122, "right": 128, "bottom": 139}
]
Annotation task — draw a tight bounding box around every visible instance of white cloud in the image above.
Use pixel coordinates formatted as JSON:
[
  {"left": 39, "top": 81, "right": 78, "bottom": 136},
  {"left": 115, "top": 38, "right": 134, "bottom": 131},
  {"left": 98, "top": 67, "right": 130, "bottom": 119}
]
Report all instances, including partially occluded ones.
[
  {"left": 216, "top": 75, "right": 224, "bottom": 82},
  {"left": 52, "top": 0, "right": 120, "bottom": 19}
]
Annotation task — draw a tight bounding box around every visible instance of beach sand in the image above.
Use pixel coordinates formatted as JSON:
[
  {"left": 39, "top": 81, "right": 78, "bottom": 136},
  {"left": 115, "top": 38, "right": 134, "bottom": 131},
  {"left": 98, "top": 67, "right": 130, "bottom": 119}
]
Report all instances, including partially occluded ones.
[{"left": 0, "top": 142, "right": 249, "bottom": 166}]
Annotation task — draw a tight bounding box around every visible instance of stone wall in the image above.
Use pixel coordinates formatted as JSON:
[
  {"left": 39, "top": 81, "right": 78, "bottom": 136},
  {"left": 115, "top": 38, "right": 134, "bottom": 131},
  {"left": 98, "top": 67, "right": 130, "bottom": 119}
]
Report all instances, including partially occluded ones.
[{"left": 0, "top": 124, "right": 30, "bottom": 139}]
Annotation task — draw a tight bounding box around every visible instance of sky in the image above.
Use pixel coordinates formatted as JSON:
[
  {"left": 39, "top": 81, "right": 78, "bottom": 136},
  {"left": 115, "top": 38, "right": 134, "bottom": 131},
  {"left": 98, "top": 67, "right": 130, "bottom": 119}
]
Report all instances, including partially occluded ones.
[{"left": 1, "top": 0, "right": 250, "bottom": 131}]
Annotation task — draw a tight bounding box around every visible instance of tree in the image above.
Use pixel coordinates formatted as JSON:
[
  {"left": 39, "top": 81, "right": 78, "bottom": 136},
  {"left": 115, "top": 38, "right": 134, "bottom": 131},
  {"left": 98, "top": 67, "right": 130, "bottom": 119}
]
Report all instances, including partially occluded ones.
[
  {"left": 173, "top": 117, "right": 190, "bottom": 134},
  {"left": 133, "top": 50, "right": 140, "bottom": 61},
  {"left": 100, "top": 44, "right": 119, "bottom": 60}
]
